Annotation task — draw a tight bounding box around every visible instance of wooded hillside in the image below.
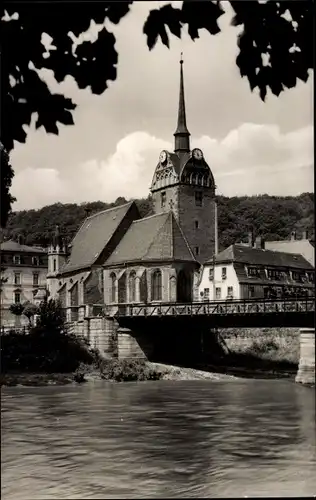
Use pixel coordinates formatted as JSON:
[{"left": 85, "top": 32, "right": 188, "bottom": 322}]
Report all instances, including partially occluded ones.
[{"left": 1, "top": 193, "right": 314, "bottom": 250}]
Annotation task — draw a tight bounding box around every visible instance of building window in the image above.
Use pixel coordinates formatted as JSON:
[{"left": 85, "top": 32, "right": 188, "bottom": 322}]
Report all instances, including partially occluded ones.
[
  {"left": 53, "top": 259, "right": 57, "bottom": 272},
  {"left": 110, "top": 272, "right": 117, "bottom": 303},
  {"left": 161, "top": 192, "right": 166, "bottom": 208},
  {"left": 14, "top": 292, "right": 21, "bottom": 303},
  {"left": 227, "top": 286, "right": 233, "bottom": 298},
  {"left": 204, "top": 288, "right": 210, "bottom": 300},
  {"left": 195, "top": 220, "right": 199, "bottom": 229},
  {"left": 32, "top": 256, "right": 39, "bottom": 266},
  {"left": 247, "top": 267, "right": 261, "bottom": 278},
  {"left": 249, "top": 286, "right": 255, "bottom": 298},
  {"left": 208, "top": 268, "right": 214, "bottom": 281},
  {"left": 99, "top": 270, "right": 104, "bottom": 294},
  {"left": 129, "top": 271, "right": 136, "bottom": 302},
  {"left": 215, "top": 287, "right": 221, "bottom": 300},
  {"left": 291, "top": 271, "right": 306, "bottom": 283},
  {"left": 195, "top": 191, "right": 203, "bottom": 207},
  {"left": 151, "top": 269, "right": 162, "bottom": 301},
  {"left": 33, "top": 273, "right": 39, "bottom": 286},
  {"left": 221, "top": 267, "right": 227, "bottom": 280},
  {"left": 13, "top": 255, "right": 21, "bottom": 265},
  {"left": 307, "top": 272, "right": 314, "bottom": 283},
  {"left": 14, "top": 272, "right": 21, "bottom": 285},
  {"left": 195, "top": 246, "right": 200, "bottom": 256},
  {"left": 267, "top": 269, "right": 282, "bottom": 280}
]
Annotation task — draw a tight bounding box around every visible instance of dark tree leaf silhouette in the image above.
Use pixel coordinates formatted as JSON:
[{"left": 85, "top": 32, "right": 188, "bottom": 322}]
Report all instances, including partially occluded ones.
[{"left": 0, "top": 144, "right": 16, "bottom": 228}]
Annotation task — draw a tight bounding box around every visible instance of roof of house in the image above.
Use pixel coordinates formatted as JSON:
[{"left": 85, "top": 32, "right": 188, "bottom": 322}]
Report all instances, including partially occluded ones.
[
  {"left": 265, "top": 239, "right": 315, "bottom": 267},
  {"left": 60, "top": 201, "right": 136, "bottom": 274},
  {"left": 0, "top": 240, "right": 46, "bottom": 253},
  {"left": 208, "top": 244, "right": 314, "bottom": 270},
  {"left": 104, "top": 210, "right": 196, "bottom": 266}
]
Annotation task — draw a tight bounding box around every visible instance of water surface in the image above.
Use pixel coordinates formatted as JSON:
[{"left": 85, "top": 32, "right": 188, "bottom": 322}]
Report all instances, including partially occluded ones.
[{"left": 2, "top": 379, "right": 315, "bottom": 498}]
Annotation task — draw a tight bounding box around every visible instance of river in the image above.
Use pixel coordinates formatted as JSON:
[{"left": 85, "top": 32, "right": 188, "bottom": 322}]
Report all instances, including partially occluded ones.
[{"left": 1, "top": 379, "right": 315, "bottom": 498}]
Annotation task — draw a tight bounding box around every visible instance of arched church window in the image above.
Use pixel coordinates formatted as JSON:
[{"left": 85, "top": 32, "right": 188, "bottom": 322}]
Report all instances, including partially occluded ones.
[
  {"left": 151, "top": 269, "right": 162, "bottom": 301},
  {"left": 197, "top": 175, "right": 202, "bottom": 186},
  {"left": 129, "top": 271, "right": 136, "bottom": 302},
  {"left": 110, "top": 272, "right": 117, "bottom": 303}
]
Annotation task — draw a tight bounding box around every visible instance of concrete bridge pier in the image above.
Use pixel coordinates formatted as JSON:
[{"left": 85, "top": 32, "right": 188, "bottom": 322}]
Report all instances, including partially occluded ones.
[
  {"left": 295, "top": 328, "right": 315, "bottom": 385},
  {"left": 117, "top": 327, "right": 154, "bottom": 359}
]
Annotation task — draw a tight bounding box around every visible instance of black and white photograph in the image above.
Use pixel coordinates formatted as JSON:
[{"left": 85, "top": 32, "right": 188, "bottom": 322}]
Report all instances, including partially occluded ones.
[{"left": 1, "top": 1, "right": 315, "bottom": 498}]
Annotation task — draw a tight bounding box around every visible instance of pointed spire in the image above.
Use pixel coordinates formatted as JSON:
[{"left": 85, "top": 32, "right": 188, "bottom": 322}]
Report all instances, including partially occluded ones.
[
  {"left": 52, "top": 224, "right": 62, "bottom": 248},
  {"left": 174, "top": 53, "right": 190, "bottom": 154}
]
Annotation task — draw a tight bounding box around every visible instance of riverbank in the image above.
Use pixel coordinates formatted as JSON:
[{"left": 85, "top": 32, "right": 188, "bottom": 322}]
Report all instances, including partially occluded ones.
[
  {"left": 0, "top": 362, "right": 238, "bottom": 387},
  {"left": 1, "top": 358, "right": 306, "bottom": 387}
]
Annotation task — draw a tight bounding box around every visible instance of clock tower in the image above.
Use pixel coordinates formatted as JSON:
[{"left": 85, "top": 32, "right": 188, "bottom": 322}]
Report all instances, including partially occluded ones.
[{"left": 150, "top": 56, "right": 217, "bottom": 264}]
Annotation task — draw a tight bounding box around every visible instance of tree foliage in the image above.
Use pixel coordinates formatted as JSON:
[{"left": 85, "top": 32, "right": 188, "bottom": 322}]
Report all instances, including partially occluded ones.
[
  {"left": 22, "top": 302, "right": 38, "bottom": 324},
  {"left": 1, "top": 1, "right": 313, "bottom": 226},
  {"left": 9, "top": 302, "right": 24, "bottom": 317},
  {"left": 1, "top": 193, "right": 314, "bottom": 250},
  {"left": 0, "top": 144, "right": 16, "bottom": 228},
  {"left": 1, "top": 298, "right": 94, "bottom": 374}
]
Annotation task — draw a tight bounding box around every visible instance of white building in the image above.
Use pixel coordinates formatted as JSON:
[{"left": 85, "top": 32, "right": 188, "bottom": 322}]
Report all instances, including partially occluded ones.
[{"left": 199, "top": 237, "right": 314, "bottom": 302}]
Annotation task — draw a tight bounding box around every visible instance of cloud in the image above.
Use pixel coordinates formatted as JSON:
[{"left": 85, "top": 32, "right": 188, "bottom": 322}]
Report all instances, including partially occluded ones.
[
  {"left": 11, "top": 124, "right": 313, "bottom": 211},
  {"left": 195, "top": 123, "right": 313, "bottom": 196}
]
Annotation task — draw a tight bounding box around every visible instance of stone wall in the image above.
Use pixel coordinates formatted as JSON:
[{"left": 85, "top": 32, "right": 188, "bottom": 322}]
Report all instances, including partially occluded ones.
[
  {"left": 69, "top": 317, "right": 118, "bottom": 357},
  {"left": 219, "top": 327, "right": 300, "bottom": 364},
  {"left": 177, "top": 184, "right": 216, "bottom": 264},
  {"left": 295, "top": 328, "right": 315, "bottom": 385}
]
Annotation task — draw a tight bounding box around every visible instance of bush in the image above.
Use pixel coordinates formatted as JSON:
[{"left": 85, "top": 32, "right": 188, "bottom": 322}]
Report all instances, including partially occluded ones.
[
  {"left": 99, "top": 358, "right": 162, "bottom": 382},
  {"left": 1, "top": 298, "right": 97, "bottom": 374},
  {"left": 250, "top": 339, "right": 278, "bottom": 355}
]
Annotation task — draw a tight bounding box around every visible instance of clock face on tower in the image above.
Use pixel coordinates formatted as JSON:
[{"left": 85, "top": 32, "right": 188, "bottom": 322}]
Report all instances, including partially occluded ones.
[
  {"left": 159, "top": 150, "right": 167, "bottom": 164},
  {"left": 192, "top": 148, "right": 203, "bottom": 160}
]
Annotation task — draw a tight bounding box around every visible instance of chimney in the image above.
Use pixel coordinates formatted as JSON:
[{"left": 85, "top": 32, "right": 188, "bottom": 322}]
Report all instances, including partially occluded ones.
[
  {"left": 302, "top": 230, "right": 308, "bottom": 240},
  {"left": 247, "top": 231, "right": 254, "bottom": 247},
  {"left": 254, "top": 236, "right": 265, "bottom": 250},
  {"left": 84, "top": 207, "right": 91, "bottom": 218},
  {"left": 290, "top": 231, "right": 296, "bottom": 241},
  {"left": 17, "top": 235, "right": 23, "bottom": 245}
]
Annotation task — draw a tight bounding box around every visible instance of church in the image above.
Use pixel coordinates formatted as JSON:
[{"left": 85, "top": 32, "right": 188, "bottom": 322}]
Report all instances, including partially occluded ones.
[{"left": 47, "top": 57, "right": 218, "bottom": 319}]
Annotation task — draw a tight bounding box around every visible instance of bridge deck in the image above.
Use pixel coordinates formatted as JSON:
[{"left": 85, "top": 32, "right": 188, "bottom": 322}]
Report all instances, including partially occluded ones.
[
  {"left": 106, "top": 298, "right": 315, "bottom": 318},
  {"left": 104, "top": 298, "right": 315, "bottom": 329}
]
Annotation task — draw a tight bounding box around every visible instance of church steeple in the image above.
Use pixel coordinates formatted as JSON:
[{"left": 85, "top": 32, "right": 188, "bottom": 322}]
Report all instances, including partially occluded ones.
[{"left": 174, "top": 54, "right": 190, "bottom": 154}]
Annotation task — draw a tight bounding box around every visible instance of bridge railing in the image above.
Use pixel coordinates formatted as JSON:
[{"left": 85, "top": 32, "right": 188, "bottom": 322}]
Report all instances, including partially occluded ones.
[{"left": 105, "top": 297, "right": 315, "bottom": 318}]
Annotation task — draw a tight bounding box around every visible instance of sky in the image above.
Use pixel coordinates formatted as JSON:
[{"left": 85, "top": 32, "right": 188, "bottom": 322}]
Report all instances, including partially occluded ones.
[{"left": 10, "top": 1, "right": 313, "bottom": 211}]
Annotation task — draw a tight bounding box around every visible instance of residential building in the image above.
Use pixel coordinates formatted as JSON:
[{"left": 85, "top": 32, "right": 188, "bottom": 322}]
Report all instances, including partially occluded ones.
[
  {"left": 199, "top": 237, "right": 314, "bottom": 302},
  {"left": 0, "top": 238, "right": 48, "bottom": 327}
]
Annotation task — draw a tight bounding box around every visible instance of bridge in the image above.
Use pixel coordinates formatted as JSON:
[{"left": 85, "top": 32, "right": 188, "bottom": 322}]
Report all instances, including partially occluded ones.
[{"left": 105, "top": 297, "right": 315, "bottom": 329}]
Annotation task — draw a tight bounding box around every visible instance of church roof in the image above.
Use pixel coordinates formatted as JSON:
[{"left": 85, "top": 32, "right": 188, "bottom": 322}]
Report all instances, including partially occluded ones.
[
  {"left": 104, "top": 211, "right": 196, "bottom": 266},
  {"left": 206, "top": 244, "right": 313, "bottom": 270},
  {"left": 265, "top": 239, "right": 315, "bottom": 267},
  {"left": 60, "top": 201, "right": 137, "bottom": 274},
  {"left": 0, "top": 240, "right": 46, "bottom": 253}
]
